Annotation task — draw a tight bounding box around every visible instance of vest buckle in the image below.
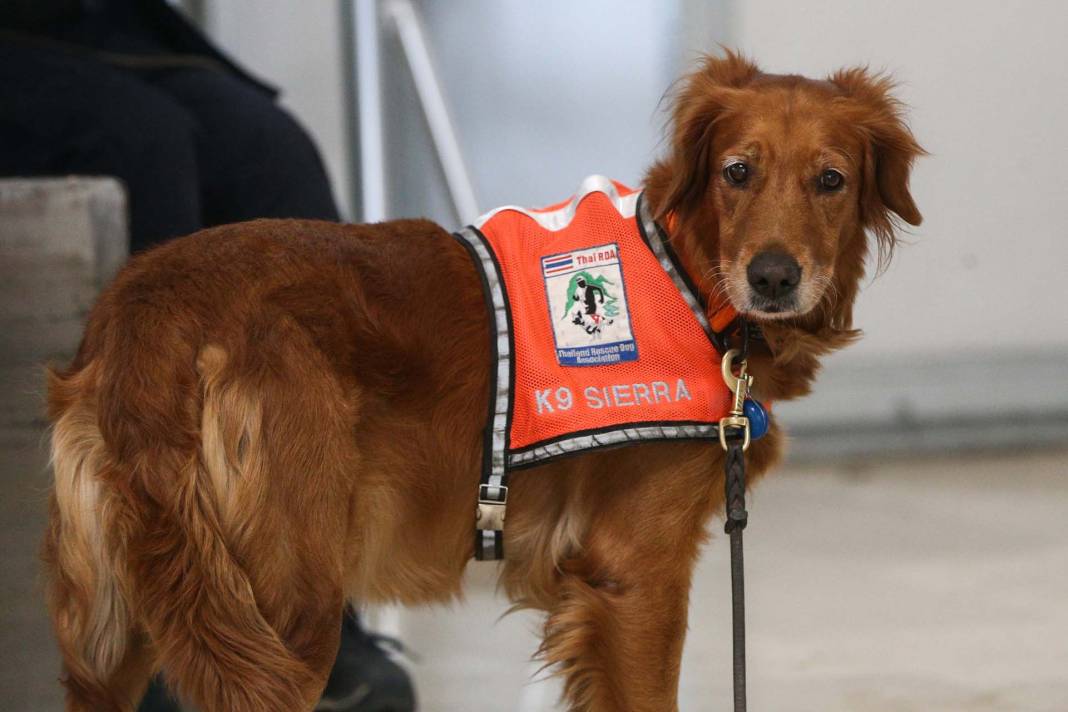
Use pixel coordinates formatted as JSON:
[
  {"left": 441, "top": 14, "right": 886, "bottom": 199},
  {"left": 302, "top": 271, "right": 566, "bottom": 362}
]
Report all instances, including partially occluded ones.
[{"left": 476, "top": 484, "right": 508, "bottom": 531}]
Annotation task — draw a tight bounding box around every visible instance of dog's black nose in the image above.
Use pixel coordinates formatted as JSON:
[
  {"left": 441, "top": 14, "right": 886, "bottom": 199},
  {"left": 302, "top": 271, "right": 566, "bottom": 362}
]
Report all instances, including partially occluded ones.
[{"left": 746, "top": 251, "right": 801, "bottom": 300}]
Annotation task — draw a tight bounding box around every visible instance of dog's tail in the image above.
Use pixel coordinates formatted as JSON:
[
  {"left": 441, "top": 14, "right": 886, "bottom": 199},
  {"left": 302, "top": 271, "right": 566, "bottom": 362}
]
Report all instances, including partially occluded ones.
[
  {"left": 45, "top": 338, "right": 318, "bottom": 710},
  {"left": 45, "top": 362, "right": 138, "bottom": 710}
]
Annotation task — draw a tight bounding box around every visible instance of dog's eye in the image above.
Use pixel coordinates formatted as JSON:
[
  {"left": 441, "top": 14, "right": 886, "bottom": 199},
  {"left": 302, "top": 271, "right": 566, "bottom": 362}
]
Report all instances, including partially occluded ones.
[
  {"left": 819, "top": 169, "right": 844, "bottom": 191},
  {"left": 724, "top": 162, "right": 749, "bottom": 186}
]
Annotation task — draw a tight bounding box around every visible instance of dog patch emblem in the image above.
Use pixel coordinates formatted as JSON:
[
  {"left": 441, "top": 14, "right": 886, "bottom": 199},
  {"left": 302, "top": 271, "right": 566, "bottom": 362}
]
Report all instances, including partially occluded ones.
[{"left": 541, "top": 243, "right": 637, "bottom": 366}]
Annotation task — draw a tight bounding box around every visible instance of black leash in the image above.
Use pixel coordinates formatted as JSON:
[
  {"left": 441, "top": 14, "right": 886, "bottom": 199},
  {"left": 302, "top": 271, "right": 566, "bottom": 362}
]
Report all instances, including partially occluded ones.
[
  {"left": 718, "top": 325, "right": 753, "bottom": 712},
  {"left": 724, "top": 435, "right": 749, "bottom": 712}
]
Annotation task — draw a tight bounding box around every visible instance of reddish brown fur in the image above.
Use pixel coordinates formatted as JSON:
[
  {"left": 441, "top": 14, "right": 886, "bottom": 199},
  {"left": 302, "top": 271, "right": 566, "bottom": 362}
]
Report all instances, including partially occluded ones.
[{"left": 42, "top": 52, "right": 922, "bottom": 711}]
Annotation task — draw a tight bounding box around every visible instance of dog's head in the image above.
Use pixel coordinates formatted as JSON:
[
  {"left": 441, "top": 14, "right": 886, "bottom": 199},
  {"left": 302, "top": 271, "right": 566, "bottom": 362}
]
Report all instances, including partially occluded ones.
[{"left": 652, "top": 51, "right": 924, "bottom": 328}]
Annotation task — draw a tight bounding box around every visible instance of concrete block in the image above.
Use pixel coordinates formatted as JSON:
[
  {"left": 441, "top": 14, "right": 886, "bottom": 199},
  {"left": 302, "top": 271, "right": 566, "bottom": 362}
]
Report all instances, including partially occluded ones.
[
  {"left": 0, "top": 177, "right": 127, "bottom": 321},
  {"left": 0, "top": 176, "right": 129, "bottom": 427}
]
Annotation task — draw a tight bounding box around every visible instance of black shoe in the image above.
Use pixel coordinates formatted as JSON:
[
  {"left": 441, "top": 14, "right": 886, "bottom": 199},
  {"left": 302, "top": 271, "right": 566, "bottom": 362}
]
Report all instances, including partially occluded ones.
[
  {"left": 137, "top": 676, "right": 182, "bottom": 712},
  {"left": 316, "top": 608, "right": 417, "bottom": 712}
]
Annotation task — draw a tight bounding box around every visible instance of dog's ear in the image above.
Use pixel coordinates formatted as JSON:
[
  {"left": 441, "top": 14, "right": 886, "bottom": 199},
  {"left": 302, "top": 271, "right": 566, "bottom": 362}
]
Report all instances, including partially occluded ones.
[
  {"left": 657, "top": 50, "right": 759, "bottom": 220},
  {"left": 829, "top": 68, "right": 926, "bottom": 260}
]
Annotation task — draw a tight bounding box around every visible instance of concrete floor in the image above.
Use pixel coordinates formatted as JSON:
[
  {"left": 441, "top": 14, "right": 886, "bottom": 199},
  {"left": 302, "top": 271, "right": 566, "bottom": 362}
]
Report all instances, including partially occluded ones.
[
  {"left": 399, "top": 450, "right": 1068, "bottom": 712},
  {"left": 4, "top": 382, "right": 1066, "bottom": 712}
]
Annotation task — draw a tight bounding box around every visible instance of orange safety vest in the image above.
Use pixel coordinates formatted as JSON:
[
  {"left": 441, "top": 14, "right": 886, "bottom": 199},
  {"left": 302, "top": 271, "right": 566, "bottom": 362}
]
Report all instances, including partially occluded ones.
[{"left": 455, "top": 175, "right": 742, "bottom": 560}]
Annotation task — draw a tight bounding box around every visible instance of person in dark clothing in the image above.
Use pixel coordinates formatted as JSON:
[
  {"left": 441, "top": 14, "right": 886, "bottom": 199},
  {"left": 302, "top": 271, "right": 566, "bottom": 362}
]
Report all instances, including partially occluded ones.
[
  {"left": 1, "top": 2, "right": 416, "bottom": 710},
  {"left": 0, "top": 0, "right": 338, "bottom": 252}
]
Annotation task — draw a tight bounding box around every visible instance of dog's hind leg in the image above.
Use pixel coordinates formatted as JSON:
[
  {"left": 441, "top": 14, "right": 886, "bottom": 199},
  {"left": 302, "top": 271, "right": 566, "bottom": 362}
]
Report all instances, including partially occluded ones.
[
  {"left": 124, "top": 339, "right": 352, "bottom": 711},
  {"left": 47, "top": 314, "right": 355, "bottom": 710}
]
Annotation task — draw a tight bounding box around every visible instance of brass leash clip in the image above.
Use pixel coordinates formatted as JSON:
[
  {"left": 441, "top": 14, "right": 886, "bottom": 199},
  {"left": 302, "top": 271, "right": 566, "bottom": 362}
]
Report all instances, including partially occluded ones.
[{"left": 719, "top": 348, "right": 753, "bottom": 451}]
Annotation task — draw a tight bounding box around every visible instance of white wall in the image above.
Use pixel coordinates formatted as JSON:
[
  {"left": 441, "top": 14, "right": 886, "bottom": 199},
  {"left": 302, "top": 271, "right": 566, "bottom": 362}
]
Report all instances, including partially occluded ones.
[
  {"left": 200, "top": 0, "right": 353, "bottom": 218},
  {"left": 728, "top": 0, "right": 1068, "bottom": 359}
]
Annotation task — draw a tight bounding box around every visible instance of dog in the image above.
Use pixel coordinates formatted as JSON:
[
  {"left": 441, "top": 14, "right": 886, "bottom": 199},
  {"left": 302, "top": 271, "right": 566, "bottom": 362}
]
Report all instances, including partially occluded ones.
[{"left": 42, "top": 51, "right": 923, "bottom": 711}]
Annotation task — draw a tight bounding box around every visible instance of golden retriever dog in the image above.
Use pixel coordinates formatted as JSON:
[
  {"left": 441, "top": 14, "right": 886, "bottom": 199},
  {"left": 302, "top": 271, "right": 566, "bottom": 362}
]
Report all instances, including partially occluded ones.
[{"left": 43, "top": 52, "right": 923, "bottom": 711}]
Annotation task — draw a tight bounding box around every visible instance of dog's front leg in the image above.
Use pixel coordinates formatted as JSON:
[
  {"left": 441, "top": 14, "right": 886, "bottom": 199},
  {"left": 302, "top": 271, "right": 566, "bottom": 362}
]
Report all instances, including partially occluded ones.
[
  {"left": 540, "top": 558, "right": 692, "bottom": 712},
  {"left": 530, "top": 445, "right": 717, "bottom": 712}
]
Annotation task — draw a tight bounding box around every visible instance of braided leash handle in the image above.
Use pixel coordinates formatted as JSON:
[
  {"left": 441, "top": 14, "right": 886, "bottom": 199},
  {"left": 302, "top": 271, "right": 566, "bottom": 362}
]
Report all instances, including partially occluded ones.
[
  {"left": 724, "top": 437, "right": 748, "bottom": 712},
  {"left": 724, "top": 440, "right": 749, "bottom": 535}
]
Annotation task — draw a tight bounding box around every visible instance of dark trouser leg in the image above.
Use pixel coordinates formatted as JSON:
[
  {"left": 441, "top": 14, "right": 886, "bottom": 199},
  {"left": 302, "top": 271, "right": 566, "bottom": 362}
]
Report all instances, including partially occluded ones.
[
  {"left": 0, "top": 43, "right": 202, "bottom": 252},
  {"left": 145, "top": 66, "right": 340, "bottom": 224}
]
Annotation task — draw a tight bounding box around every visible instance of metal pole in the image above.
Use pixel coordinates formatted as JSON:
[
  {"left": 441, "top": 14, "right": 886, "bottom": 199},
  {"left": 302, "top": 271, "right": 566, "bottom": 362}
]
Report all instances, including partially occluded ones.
[
  {"left": 338, "top": 1, "right": 359, "bottom": 221},
  {"left": 351, "top": 0, "right": 387, "bottom": 223},
  {"left": 384, "top": 0, "right": 480, "bottom": 225}
]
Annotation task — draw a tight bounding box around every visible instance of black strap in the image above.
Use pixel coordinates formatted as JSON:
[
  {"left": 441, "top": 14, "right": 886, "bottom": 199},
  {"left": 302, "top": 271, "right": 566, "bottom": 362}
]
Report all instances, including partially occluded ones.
[
  {"left": 712, "top": 316, "right": 766, "bottom": 361},
  {"left": 724, "top": 435, "right": 749, "bottom": 712}
]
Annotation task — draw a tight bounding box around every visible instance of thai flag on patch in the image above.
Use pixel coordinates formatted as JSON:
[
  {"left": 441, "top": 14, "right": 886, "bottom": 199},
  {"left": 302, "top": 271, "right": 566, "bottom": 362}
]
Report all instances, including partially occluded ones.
[{"left": 542, "top": 253, "right": 574, "bottom": 275}]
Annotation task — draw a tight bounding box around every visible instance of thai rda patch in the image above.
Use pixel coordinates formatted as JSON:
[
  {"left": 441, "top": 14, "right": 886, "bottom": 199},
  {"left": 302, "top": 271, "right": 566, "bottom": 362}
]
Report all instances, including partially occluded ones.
[{"left": 541, "top": 243, "right": 638, "bottom": 366}]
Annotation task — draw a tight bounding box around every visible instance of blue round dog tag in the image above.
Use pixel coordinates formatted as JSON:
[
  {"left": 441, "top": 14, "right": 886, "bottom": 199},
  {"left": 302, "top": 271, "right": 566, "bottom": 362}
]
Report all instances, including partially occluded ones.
[{"left": 744, "top": 399, "right": 769, "bottom": 440}]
